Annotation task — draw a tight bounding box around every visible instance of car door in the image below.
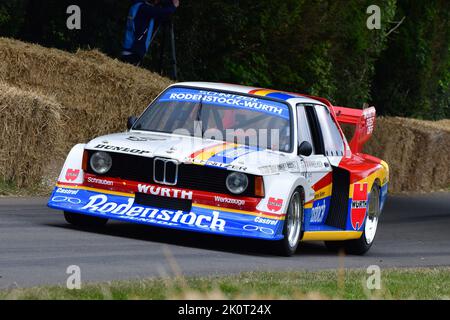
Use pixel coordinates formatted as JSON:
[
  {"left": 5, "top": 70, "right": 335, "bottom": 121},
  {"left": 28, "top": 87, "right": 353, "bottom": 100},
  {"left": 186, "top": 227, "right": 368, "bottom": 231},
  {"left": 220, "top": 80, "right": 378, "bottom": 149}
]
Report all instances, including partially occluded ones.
[
  {"left": 297, "top": 104, "right": 333, "bottom": 226},
  {"left": 313, "top": 104, "right": 349, "bottom": 230}
]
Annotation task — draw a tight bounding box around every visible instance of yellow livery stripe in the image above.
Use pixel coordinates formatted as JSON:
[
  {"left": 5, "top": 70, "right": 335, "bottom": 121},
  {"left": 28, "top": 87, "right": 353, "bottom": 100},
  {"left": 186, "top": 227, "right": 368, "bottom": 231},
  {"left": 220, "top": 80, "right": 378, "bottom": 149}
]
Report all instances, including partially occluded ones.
[
  {"left": 302, "top": 231, "right": 362, "bottom": 241},
  {"left": 251, "top": 89, "right": 277, "bottom": 96},
  {"left": 349, "top": 165, "right": 388, "bottom": 198},
  {"left": 193, "top": 143, "right": 238, "bottom": 162}
]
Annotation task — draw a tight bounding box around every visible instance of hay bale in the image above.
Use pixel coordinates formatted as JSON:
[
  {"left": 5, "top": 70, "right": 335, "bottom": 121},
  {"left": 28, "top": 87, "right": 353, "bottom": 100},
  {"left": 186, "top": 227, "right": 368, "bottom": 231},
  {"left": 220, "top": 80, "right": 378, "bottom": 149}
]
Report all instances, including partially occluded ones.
[
  {"left": 363, "top": 117, "right": 450, "bottom": 193},
  {"left": 0, "top": 37, "right": 172, "bottom": 189},
  {"left": 0, "top": 37, "right": 172, "bottom": 148},
  {"left": 0, "top": 83, "right": 62, "bottom": 187}
]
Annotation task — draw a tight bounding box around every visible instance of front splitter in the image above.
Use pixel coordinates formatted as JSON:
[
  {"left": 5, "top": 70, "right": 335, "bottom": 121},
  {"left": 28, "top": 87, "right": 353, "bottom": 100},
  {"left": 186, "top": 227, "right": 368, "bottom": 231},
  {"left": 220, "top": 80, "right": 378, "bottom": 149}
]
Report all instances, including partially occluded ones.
[{"left": 48, "top": 185, "right": 284, "bottom": 241}]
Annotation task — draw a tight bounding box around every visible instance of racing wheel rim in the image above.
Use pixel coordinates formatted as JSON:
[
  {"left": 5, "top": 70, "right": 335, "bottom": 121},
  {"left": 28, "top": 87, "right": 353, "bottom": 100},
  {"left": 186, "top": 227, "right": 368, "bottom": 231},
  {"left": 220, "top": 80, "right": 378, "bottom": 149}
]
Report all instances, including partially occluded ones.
[
  {"left": 286, "top": 191, "right": 302, "bottom": 248},
  {"left": 365, "top": 185, "right": 380, "bottom": 245}
]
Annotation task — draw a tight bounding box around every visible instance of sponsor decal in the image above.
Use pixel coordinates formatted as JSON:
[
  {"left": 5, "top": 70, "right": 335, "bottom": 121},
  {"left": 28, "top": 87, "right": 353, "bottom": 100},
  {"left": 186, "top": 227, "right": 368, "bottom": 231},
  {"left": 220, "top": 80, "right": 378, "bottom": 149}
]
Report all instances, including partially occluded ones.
[
  {"left": 81, "top": 194, "right": 226, "bottom": 231},
  {"left": 352, "top": 200, "right": 367, "bottom": 209},
  {"left": 267, "top": 197, "right": 283, "bottom": 212},
  {"left": 94, "top": 144, "right": 150, "bottom": 155},
  {"left": 65, "top": 169, "right": 80, "bottom": 181},
  {"left": 301, "top": 172, "right": 312, "bottom": 179},
  {"left": 126, "top": 136, "right": 148, "bottom": 142},
  {"left": 314, "top": 190, "right": 326, "bottom": 199},
  {"left": 254, "top": 216, "right": 278, "bottom": 226},
  {"left": 208, "top": 145, "right": 259, "bottom": 165},
  {"left": 126, "top": 136, "right": 165, "bottom": 142},
  {"left": 137, "top": 184, "right": 193, "bottom": 200},
  {"left": 305, "top": 160, "right": 324, "bottom": 169},
  {"left": 259, "top": 161, "right": 299, "bottom": 175},
  {"left": 363, "top": 108, "right": 376, "bottom": 134},
  {"left": 214, "top": 196, "right": 245, "bottom": 207},
  {"left": 258, "top": 165, "right": 282, "bottom": 175},
  {"left": 55, "top": 187, "right": 79, "bottom": 195},
  {"left": 351, "top": 183, "right": 368, "bottom": 230},
  {"left": 281, "top": 161, "right": 299, "bottom": 171},
  {"left": 243, "top": 225, "right": 274, "bottom": 235},
  {"left": 189, "top": 143, "right": 256, "bottom": 167},
  {"left": 87, "top": 177, "right": 114, "bottom": 186},
  {"left": 51, "top": 196, "right": 81, "bottom": 204},
  {"left": 310, "top": 200, "right": 326, "bottom": 223},
  {"left": 217, "top": 147, "right": 253, "bottom": 159},
  {"left": 160, "top": 88, "right": 290, "bottom": 119},
  {"left": 186, "top": 157, "right": 248, "bottom": 171}
]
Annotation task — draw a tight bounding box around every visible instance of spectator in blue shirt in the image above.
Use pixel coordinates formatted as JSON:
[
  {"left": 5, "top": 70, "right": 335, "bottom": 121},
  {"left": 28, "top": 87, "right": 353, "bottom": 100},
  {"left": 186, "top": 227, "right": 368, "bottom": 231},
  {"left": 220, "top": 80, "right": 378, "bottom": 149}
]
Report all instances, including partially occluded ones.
[{"left": 121, "top": 0, "right": 179, "bottom": 66}]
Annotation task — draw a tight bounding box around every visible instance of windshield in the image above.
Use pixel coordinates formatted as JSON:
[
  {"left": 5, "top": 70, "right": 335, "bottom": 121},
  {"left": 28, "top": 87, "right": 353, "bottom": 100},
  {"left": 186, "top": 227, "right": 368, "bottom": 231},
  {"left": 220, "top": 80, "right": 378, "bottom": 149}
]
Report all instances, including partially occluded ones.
[{"left": 133, "top": 87, "right": 292, "bottom": 152}]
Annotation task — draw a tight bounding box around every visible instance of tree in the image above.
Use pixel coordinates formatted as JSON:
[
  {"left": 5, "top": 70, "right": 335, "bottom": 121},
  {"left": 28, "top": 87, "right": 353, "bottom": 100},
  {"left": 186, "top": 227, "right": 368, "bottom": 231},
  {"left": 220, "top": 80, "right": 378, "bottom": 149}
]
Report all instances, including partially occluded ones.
[{"left": 372, "top": 0, "right": 450, "bottom": 119}]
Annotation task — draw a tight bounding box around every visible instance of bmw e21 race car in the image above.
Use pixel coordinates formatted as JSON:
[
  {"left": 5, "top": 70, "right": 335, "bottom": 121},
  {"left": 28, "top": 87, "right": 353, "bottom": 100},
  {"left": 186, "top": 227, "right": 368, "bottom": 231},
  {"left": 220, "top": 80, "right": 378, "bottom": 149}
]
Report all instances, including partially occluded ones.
[{"left": 48, "top": 82, "right": 389, "bottom": 256}]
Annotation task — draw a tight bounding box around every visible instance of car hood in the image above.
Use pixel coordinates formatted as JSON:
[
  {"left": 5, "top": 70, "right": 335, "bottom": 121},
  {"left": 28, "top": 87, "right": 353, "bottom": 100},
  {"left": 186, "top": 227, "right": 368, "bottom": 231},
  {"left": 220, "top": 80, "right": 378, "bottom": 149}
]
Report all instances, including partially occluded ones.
[{"left": 85, "top": 131, "right": 300, "bottom": 176}]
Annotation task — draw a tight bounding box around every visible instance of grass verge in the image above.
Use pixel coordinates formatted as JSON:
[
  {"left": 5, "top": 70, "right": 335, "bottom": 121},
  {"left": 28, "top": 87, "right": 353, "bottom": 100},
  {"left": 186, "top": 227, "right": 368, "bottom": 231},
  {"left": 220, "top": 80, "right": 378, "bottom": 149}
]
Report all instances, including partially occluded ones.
[{"left": 1, "top": 268, "right": 449, "bottom": 300}]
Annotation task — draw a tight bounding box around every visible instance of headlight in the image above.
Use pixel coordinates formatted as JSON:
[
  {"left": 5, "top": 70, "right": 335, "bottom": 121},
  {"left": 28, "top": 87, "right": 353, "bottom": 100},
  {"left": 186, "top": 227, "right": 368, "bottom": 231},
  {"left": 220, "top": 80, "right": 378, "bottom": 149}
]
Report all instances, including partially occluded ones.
[
  {"left": 226, "top": 172, "right": 248, "bottom": 194},
  {"left": 90, "top": 152, "right": 112, "bottom": 175}
]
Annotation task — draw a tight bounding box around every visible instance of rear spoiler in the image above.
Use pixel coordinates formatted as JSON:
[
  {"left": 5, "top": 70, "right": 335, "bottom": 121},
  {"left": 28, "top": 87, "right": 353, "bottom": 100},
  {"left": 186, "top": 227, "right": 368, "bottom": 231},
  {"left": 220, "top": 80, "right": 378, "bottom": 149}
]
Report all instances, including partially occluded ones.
[{"left": 333, "top": 106, "right": 376, "bottom": 154}]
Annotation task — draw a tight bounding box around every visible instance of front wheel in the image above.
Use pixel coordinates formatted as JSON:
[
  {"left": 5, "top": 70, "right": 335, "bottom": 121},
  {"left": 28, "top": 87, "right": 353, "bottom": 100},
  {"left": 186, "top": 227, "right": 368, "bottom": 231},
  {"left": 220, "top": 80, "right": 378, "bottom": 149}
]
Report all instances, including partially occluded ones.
[
  {"left": 64, "top": 211, "right": 108, "bottom": 228},
  {"left": 325, "top": 183, "right": 381, "bottom": 255},
  {"left": 273, "top": 189, "right": 304, "bottom": 256}
]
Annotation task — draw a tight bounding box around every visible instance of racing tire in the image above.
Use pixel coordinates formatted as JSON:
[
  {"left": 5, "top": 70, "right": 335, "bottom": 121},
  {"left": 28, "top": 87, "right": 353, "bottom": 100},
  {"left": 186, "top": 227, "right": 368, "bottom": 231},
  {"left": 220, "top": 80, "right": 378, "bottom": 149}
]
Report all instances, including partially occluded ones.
[
  {"left": 325, "top": 183, "right": 381, "bottom": 255},
  {"left": 273, "top": 189, "right": 304, "bottom": 257},
  {"left": 64, "top": 211, "right": 108, "bottom": 228}
]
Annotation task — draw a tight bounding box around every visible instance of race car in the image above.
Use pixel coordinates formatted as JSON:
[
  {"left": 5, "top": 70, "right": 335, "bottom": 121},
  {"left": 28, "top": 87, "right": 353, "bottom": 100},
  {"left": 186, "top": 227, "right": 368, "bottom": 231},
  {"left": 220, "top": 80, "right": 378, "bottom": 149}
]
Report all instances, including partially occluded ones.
[{"left": 48, "top": 82, "right": 389, "bottom": 256}]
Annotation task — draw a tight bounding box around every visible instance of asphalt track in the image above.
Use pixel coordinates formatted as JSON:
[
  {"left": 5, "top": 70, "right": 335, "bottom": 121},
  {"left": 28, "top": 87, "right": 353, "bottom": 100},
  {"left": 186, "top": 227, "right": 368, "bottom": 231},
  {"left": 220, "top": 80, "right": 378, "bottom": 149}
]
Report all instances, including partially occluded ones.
[{"left": 0, "top": 193, "right": 449, "bottom": 289}]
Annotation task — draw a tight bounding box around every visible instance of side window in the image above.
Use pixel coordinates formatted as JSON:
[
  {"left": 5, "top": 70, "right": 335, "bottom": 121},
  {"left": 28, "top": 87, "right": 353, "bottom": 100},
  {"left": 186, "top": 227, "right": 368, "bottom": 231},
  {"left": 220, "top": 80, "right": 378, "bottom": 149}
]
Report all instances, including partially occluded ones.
[
  {"left": 296, "top": 105, "right": 315, "bottom": 154},
  {"left": 314, "top": 105, "right": 345, "bottom": 156}
]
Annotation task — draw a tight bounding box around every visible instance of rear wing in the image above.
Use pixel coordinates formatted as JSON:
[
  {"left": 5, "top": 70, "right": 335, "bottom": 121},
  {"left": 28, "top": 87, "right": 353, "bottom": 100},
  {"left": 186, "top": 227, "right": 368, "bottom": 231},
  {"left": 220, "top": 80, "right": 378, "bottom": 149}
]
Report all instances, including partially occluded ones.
[{"left": 333, "top": 106, "right": 376, "bottom": 154}]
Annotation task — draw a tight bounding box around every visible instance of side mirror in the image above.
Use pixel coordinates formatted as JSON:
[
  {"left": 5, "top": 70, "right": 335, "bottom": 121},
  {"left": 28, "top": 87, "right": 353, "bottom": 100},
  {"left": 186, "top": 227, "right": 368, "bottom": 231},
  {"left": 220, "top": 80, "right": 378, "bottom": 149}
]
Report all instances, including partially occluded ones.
[
  {"left": 127, "top": 116, "right": 138, "bottom": 130},
  {"left": 298, "top": 141, "right": 313, "bottom": 157}
]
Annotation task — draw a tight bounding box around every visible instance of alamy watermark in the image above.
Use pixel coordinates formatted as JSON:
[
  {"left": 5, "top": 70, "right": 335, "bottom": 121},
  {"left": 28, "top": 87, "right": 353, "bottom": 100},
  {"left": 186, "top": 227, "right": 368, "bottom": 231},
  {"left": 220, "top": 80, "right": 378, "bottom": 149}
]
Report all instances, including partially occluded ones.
[
  {"left": 65, "top": 5, "right": 382, "bottom": 33},
  {"left": 366, "top": 5, "right": 381, "bottom": 30},
  {"left": 66, "top": 265, "right": 82, "bottom": 290},
  {"left": 366, "top": 265, "right": 381, "bottom": 290},
  {"left": 66, "top": 5, "right": 81, "bottom": 30}
]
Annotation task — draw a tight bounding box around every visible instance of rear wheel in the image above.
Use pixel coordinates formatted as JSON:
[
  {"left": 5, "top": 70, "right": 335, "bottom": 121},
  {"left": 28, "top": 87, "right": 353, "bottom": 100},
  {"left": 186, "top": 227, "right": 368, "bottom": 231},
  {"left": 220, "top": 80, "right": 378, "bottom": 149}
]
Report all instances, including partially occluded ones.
[
  {"left": 325, "top": 183, "right": 380, "bottom": 255},
  {"left": 274, "top": 189, "right": 303, "bottom": 256},
  {"left": 64, "top": 211, "right": 108, "bottom": 227}
]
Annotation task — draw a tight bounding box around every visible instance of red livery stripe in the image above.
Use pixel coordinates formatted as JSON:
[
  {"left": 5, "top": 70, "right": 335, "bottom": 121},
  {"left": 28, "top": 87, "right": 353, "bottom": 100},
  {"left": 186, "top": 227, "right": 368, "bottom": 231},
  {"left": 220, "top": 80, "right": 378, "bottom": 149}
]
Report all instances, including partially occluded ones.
[
  {"left": 188, "top": 142, "right": 227, "bottom": 159},
  {"left": 312, "top": 172, "right": 332, "bottom": 191}
]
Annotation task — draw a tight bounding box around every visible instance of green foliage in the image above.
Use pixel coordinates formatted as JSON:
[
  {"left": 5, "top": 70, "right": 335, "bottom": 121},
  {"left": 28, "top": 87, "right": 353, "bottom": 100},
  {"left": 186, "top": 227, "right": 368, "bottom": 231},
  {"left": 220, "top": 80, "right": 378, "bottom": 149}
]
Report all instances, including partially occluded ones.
[
  {"left": 0, "top": 0, "right": 448, "bottom": 119},
  {"left": 372, "top": 0, "right": 450, "bottom": 119},
  {"left": 173, "top": 0, "right": 398, "bottom": 109},
  {"left": 0, "top": 0, "right": 25, "bottom": 36},
  {"left": 0, "top": 0, "right": 128, "bottom": 54}
]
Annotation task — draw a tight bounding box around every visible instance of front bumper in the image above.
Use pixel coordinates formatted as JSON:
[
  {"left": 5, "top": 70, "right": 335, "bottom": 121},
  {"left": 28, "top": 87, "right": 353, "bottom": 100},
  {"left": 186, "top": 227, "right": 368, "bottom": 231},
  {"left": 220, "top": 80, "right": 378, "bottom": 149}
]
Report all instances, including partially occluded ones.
[{"left": 48, "top": 185, "right": 284, "bottom": 240}]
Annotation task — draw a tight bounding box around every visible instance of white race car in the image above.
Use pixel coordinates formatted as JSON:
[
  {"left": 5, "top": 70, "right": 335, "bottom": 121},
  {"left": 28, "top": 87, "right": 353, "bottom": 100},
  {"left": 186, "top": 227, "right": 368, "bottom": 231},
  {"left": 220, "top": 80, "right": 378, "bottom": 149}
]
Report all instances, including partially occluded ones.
[{"left": 48, "top": 82, "right": 389, "bottom": 256}]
